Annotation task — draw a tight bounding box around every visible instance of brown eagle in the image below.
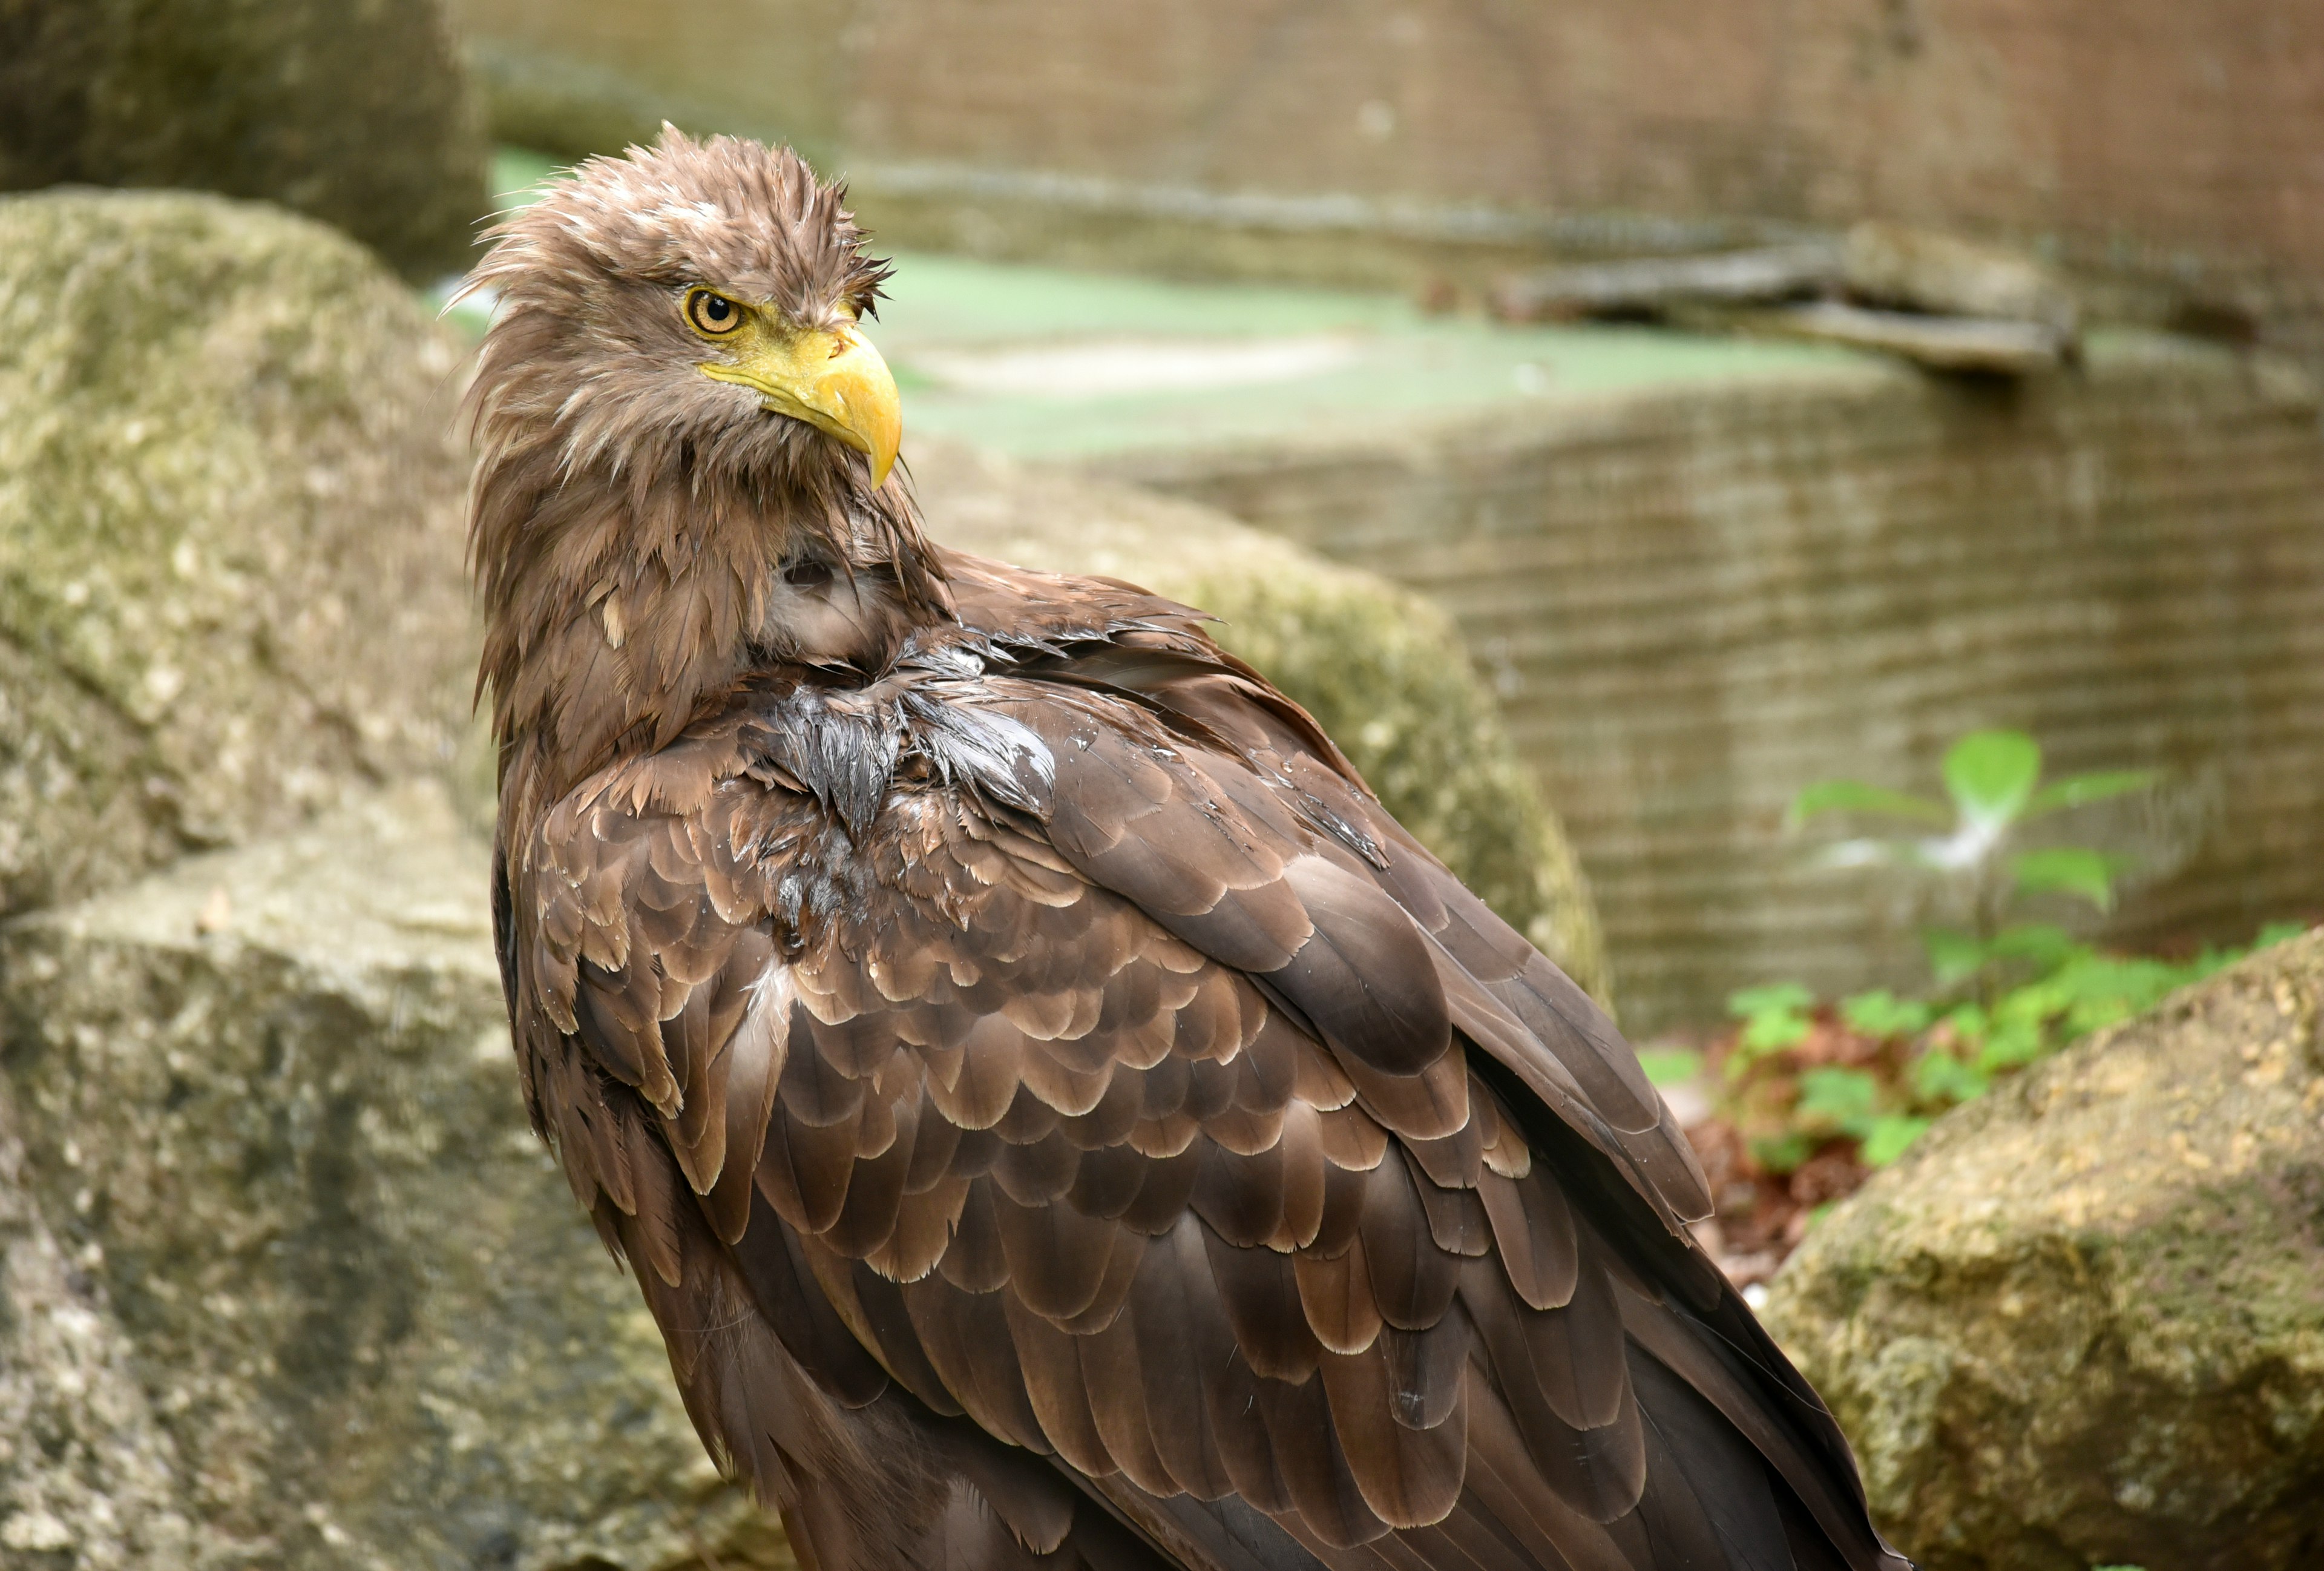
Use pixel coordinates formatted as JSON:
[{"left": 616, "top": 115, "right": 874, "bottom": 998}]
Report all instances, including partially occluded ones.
[{"left": 466, "top": 130, "right": 1908, "bottom": 1571}]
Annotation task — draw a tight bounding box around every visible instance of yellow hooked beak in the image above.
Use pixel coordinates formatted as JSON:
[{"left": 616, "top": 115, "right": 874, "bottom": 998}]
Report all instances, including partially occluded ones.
[{"left": 698, "top": 318, "right": 901, "bottom": 487}]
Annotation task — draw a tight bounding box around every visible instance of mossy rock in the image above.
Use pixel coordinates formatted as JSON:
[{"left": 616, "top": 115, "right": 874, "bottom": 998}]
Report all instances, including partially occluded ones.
[
  {"left": 0, "top": 0, "right": 488, "bottom": 280},
  {"left": 0, "top": 782, "right": 788, "bottom": 1570},
  {"left": 0, "top": 188, "right": 479, "bottom": 920},
  {"left": 1761, "top": 927, "right": 2324, "bottom": 1571},
  {"left": 908, "top": 438, "right": 1610, "bottom": 1004}
]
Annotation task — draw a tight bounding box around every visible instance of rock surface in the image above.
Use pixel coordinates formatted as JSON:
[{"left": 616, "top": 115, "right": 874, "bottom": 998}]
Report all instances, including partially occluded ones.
[
  {"left": 0, "top": 1096, "right": 194, "bottom": 1569},
  {"left": 0, "top": 782, "right": 789, "bottom": 1571},
  {"left": 910, "top": 438, "right": 1610, "bottom": 1003},
  {"left": 1841, "top": 222, "right": 2080, "bottom": 338},
  {"left": 1762, "top": 927, "right": 2324, "bottom": 1571},
  {"left": 0, "top": 189, "right": 480, "bottom": 920},
  {"left": 0, "top": 0, "right": 487, "bottom": 280}
]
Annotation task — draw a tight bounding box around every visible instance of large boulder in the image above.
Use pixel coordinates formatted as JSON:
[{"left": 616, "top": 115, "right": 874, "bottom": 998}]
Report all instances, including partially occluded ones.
[
  {"left": 1762, "top": 928, "right": 2324, "bottom": 1571},
  {"left": 0, "top": 0, "right": 488, "bottom": 280},
  {"left": 0, "top": 782, "right": 787, "bottom": 1571},
  {"left": 0, "top": 189, "right": 479, "bottom": 920},
  {"left": 910, "top": 438, "right": 1610, "bottom": 1004}
]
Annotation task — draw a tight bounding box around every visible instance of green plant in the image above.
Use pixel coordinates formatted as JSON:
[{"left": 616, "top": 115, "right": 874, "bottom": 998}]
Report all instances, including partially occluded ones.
[
  {"left": 1708, "top": 730, "right": 2305, "bottom": 1190},
  {"left": 1792, "top": 728, "right": 2155, "bottom": 1004}
]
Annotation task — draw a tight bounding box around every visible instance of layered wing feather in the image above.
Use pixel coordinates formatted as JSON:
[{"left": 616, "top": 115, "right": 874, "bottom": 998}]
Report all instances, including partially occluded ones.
[{"left": 500, "top": 562, "right": 1905, "bottom": 1571}]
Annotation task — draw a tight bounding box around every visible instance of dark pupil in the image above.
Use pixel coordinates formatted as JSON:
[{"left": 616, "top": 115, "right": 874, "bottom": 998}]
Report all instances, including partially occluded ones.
[{"left": 701, "top": 295, "right": 731, "bottom": 323}]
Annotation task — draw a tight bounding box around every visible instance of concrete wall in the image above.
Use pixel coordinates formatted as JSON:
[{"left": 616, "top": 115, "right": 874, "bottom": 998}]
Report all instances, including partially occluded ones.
[
  {"left": 1098, "top": 335, "right": 2324, "bottom": 1027},
  {"left": 451, "top": 0, "right": 2324, "bottom": 348}
]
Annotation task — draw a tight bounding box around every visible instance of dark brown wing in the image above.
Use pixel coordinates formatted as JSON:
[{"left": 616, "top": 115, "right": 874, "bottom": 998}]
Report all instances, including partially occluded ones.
[{"left": 500, "top": 611, "right": 1906, "bottom": 1571}]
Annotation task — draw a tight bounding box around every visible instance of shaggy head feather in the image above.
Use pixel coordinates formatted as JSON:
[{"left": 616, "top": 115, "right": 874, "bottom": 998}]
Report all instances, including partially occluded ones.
[{"left": 464, "top": 130, "right": 947, "bottom": 823}]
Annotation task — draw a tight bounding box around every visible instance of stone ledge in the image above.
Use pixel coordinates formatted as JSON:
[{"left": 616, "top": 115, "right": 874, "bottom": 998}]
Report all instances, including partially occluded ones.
[{"left": 0, "top": 781, "right": 786, "bottom": 1571}]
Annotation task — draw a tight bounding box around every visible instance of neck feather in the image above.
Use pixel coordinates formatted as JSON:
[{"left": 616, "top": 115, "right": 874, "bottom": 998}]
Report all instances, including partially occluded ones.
[{"left": 470, "top": 423, "right": 947, "bottom": 829}]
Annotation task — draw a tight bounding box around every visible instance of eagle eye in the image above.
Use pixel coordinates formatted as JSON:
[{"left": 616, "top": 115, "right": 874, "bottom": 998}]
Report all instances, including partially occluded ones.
[{"left": 684, "top": 288, "right": 744, "bottom": 337}]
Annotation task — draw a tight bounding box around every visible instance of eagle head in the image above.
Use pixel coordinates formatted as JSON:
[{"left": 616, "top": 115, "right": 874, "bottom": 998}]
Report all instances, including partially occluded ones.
[
  {"left": 465, "top": 128, "right": 901, "bottom": 492},
  {"left": 465, "top": 131, "right": 946, "bottom": 815}
]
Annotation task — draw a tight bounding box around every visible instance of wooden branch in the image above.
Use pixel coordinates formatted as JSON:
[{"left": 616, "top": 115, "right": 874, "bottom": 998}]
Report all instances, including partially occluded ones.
[
  {"left": 1489, "top": 244, "right": 1843, "bottom": 322},
  {"left": 1760, "top": 302, "right": 2069, "bottom": 374}
]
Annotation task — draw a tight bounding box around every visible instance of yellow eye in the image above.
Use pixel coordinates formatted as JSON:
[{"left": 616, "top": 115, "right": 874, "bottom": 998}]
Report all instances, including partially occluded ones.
[{"left": 685, "top": 289, "right": 745, "bottom": 336}]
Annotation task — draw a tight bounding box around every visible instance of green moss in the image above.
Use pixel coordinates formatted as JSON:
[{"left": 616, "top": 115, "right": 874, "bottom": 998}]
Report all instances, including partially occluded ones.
[{"left": 0, "top": 189, "right": 478, "bottom": 918}]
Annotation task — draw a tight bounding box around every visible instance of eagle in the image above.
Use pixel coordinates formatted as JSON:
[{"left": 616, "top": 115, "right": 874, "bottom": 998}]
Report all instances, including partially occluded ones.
[{"left": 465, "top": 130, "right": 1908, "bottom": 1571}]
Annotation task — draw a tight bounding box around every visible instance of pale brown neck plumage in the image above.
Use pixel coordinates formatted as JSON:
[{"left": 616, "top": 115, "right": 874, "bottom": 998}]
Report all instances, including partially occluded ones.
[{"left": 470, "top": 414, "right": 949, "bottom": 833}]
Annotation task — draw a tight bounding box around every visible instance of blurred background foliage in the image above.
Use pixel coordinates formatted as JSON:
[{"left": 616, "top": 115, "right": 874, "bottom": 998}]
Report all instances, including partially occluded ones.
[{"left": 1679, "top": 728, "right": 2305, "bottom": 1277}]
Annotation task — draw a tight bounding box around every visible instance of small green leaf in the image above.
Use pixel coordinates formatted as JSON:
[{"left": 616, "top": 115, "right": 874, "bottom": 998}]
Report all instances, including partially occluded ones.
[
  {"left": 1727, "top": 983, "right": 1819, "bottom": 1055},
  {"left": 1840, "top": 989, "right": 1935, "bottom": 1038},
  {"left": 1739, "top": 1011, "right": 1811, "bottom": 1053},
  {"left": 1860, "top": 1114, "right": 1932, "bottom": 1167},
  {"left": 1635, "top": 1047, "right": 1703, "bottom": 1087},
  {"left": 1923, "top": 927, "right": 1988, "bottom": 986},
  {"left": 1750, "top": 1131, "right": 1814, "bottom": 1174},
  {"left": 1788, "top": 779, "right": 1951, "bottom": 829},
  {"left": 2010, "top": 847, "right": 2127, "bottom": 911},
  {"left": 1987, "top": 923, "right": 2083, "bottom": 971},
  {"left": 1975, "top": 1017, "right": 2049, "bottom": 1072},
  {"left": 1796, "top": 1067, "right": 1881, "bottom": 1127},
  {"left": 1728, "top": 983, "right": 1816, "bottom": 1018},
  {"left": 2023, "top": 768, "right": 2157, "bottom": 818},
  {"left": 1911, "top": 1050, "right": 1988, "bottom": 1105},
  {"left": 1942, "top": 730, "right": 2042, "bottom": 828}
]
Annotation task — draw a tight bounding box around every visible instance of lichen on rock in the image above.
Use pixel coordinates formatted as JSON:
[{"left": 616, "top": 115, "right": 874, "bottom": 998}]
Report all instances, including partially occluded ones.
[
  {"left": 1761, "top": 927, "right": 2324, "bottom": 1571},
  {"left": 0, "top": 188, "right": 479, "bottom": 920},
  {"left": 909, "top": 438, "right": 1611, "bottom": 1004}
]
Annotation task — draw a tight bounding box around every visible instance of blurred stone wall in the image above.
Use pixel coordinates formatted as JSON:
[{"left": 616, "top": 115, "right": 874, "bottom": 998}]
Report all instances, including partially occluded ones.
[
  {"left": 449, "top": 0, "right": 2324, "bottom": 353},
  {"left": 451, "top": 0, "right": 851, "bottom": 170},
  {"left": 1100, "top": 334, "right": 2324, "bottom": 1028}
]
